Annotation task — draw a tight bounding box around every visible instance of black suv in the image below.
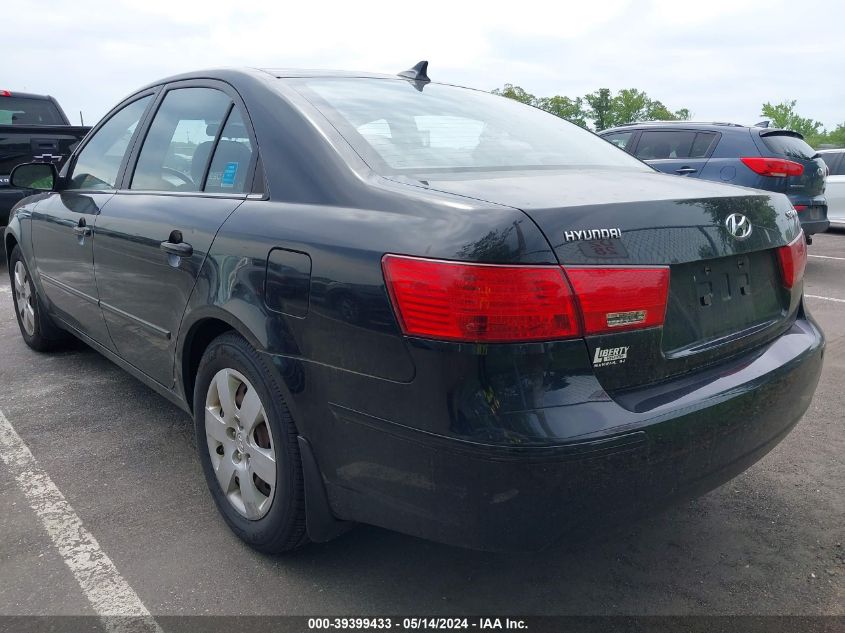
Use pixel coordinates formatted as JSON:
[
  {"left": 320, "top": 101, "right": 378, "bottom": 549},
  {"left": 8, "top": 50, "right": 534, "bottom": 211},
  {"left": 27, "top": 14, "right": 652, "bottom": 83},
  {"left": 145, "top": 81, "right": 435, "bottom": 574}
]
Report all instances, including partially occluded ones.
[{"left": 600, "top": 122, "right": 829, "bottom": 240}]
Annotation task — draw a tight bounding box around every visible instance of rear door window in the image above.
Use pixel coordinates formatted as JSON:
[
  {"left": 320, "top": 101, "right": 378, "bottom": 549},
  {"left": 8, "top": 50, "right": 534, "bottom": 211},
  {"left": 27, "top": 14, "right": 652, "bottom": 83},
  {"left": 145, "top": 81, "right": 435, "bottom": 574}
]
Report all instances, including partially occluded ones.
[
  {"left": 760, "top": 133, "right": 817, "bottom": 160},
  {"left": 130, "top": 87, "right": 232, "bottom": 192},
  {"left": 635, "top": 131, "right": 696, "bottom": 159}
]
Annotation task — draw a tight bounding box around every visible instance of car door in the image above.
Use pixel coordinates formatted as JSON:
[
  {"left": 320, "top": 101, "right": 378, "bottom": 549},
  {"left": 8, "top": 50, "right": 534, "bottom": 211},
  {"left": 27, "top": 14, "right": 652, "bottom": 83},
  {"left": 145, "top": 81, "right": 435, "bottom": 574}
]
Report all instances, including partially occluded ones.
[
  {"left": 30, "top": 93, "right": 154, "bottom": 348},
  {"left": 93, "top": 81, "right": 257, "bottom": 386},
  {"left": 634, "top": 129, "right": 717, "bottom": 178}
]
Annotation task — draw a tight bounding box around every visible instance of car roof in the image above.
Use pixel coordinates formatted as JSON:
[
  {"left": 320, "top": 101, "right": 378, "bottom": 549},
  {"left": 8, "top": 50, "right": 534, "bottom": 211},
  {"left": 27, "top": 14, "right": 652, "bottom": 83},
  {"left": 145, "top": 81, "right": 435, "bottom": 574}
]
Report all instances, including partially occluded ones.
[
  {"left": 817, "top": 148, "right": 845, "bottom": 154},
  {"left": 608, "top": 121, "right": 747, "bottom": 129},
  {"left": 600, "top": 120, "right": 804, "bottom": 137},
  {"left": 134, "top": 67, "right": 425, "bottom": 93},
  {"left": 0, "top": 90, "right": 55, "bottom": 100},
  {"left": 261, "top": 68, "right": 400, "bottom": 80}
]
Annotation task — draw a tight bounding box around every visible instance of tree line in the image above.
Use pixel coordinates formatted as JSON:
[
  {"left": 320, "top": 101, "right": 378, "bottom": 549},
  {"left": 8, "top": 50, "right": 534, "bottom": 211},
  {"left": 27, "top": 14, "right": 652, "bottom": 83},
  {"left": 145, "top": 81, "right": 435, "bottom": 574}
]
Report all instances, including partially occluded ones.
[
  {"left": 760, "top": 100, "right": 845, "bottom": 148},
  {"left": 491, "top": 84, "right": 690, "bottom": 130},
  {"left": 493, "top": 85, "right": 844, "bottom": 148}
]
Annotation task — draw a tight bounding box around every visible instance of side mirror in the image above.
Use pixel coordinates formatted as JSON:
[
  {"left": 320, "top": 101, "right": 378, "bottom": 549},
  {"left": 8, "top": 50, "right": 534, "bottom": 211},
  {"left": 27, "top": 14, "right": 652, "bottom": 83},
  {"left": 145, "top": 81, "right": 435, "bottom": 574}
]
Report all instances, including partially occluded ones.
[{"left": 10, "top": 162, "right": 57, "bottom": 191}]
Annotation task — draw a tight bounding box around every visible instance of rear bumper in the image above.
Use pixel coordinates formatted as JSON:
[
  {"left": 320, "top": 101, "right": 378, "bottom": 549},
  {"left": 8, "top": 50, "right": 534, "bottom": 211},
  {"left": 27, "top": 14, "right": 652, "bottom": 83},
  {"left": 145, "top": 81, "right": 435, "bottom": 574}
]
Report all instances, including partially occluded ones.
[
  {"left": 284, "top": 314, "right": 824, "bottom": 551},
  {"left": 800, "top": 218, "right": 830, "bottom": 235},
  {"left": 787, "top": 195, "right": 828, "bottom": 234}
]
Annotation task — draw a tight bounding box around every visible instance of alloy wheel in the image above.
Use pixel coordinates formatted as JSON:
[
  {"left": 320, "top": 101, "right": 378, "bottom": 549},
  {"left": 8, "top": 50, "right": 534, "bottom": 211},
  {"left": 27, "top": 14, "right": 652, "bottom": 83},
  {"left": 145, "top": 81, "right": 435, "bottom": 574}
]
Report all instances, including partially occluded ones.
[
  {"left": 13, "top": 260, "right": 36, "bottom": 336},
  {"left": 205, "top": 367, "right": 276, "bottom": 520}
]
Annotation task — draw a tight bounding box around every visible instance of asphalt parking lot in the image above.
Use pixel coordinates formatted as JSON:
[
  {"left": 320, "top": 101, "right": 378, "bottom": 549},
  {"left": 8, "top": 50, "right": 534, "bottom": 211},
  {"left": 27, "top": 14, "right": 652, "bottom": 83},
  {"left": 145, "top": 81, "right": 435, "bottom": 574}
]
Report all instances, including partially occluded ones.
[{"left": 0, "top": 233, "right": 842, "bottom": 619}]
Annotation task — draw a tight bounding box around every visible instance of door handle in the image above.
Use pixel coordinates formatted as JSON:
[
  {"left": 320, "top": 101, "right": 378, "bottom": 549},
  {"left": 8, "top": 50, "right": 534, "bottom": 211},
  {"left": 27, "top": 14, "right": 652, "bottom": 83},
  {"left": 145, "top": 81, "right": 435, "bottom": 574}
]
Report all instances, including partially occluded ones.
[
  {"left": 73, "top": 218, "right": 92, "bottom": 237},
  {"left": 160, "top": 231, "right": 193, "bottom": 258},
  {"left": 675, "top": 167, "right": 698, "bottom": 175}
]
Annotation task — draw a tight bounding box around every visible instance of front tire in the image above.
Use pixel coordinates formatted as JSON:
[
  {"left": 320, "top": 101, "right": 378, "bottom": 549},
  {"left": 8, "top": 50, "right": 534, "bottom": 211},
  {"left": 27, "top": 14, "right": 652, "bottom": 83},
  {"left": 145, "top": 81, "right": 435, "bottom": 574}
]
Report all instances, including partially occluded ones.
[
  {"left": 8, "top": 245, "right": 63, "bottom": 352},
  {"left": 194, "top": 332, "right": 308, "bottom": 553}
]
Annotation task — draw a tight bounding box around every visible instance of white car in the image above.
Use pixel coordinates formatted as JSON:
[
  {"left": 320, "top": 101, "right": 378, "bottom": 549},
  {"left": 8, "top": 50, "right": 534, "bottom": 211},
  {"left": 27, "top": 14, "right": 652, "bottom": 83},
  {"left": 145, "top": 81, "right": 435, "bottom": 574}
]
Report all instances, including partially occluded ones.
[{"left": 819, "top": 149, "right": 845, "bottom": 228}]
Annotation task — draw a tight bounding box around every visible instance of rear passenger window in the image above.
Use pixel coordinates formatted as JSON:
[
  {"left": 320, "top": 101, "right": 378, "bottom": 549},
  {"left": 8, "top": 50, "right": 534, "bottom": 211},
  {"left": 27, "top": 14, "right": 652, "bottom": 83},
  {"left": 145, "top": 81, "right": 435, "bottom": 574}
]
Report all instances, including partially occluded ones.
[
  {"left": 204, "top": 108, "right": 254, "bottom": 193},
  {"left": 603, "top": 132, "right": 634, "bottom": 151},
  {"left": 635, "top": 131, "right": 696, "bottom": 160},
  {"left": 690, "top": 132, "right": 717, "bottom": 158},
  {"left": 131, "top": 88, "right": 232, "bottom": 192}
]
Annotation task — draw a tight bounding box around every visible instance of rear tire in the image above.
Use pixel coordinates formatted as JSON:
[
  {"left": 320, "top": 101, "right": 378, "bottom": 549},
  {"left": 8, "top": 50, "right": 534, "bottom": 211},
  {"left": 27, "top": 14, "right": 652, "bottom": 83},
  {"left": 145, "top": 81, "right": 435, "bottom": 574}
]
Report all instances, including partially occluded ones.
[
  {"left": 8, "top": 245, "right": 65, "bottom": 352},
  {"left": 193, "top": 332, "right": 309, "bottom": 553}
]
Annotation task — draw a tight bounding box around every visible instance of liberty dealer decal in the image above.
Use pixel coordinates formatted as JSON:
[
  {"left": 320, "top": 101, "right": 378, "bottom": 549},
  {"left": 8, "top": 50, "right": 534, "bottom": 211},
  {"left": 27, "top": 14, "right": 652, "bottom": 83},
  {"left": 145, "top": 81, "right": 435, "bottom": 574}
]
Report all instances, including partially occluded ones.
[{"left": 593, "top": 346, "right": 629, "bottom": 367}]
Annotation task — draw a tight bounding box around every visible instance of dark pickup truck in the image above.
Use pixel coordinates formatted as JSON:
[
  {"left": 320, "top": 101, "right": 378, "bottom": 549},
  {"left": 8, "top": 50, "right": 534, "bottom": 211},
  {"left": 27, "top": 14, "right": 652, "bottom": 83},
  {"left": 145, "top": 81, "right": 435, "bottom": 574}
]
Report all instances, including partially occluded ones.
[{"left": 1, "top": 90, "right": 90, "bottom": 227}]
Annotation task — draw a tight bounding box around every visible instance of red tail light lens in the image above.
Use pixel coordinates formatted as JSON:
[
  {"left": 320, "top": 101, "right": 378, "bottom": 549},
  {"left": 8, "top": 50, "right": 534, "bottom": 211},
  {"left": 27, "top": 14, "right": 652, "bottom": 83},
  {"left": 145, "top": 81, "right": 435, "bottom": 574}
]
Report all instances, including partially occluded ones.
[
  {"left": 776, "top": 232, "right": 807, "bottom": 289},
  {"left": 740, "top": 156, "right": 804, "bottom": 178},
  {"left": 383, "top": 255, "right": 671, "bottom": 343},
  {"left": 0, "top": 90, "right": 11, "bottom": 97},
  {"left": 382, "top": 255, "right": 580, "bottom": 342},
  {"left": 565, "top": 267, "right": 670, "bottom": 335}
]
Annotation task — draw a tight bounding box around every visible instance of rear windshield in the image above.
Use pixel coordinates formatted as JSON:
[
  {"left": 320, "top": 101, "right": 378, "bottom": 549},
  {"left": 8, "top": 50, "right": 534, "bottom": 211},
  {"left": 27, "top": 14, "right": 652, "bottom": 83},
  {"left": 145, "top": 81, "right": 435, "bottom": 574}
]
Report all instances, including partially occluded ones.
[
  {"left": 760, "top": 132, "right": 818, "bottom": 160},
  {"left": 289, "top": 78, "right": 649, "bottom": 175},
  {"left": 0, "top": 97, "right": 65, "bottom": 125}
]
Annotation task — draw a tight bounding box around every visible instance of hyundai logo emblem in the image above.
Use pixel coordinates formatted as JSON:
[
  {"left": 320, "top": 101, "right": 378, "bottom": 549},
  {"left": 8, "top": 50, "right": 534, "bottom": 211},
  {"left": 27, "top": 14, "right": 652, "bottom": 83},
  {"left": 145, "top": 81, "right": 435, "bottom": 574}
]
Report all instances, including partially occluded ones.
[{"left": 725, "top": 213, "right": 753, "bottom": 240}]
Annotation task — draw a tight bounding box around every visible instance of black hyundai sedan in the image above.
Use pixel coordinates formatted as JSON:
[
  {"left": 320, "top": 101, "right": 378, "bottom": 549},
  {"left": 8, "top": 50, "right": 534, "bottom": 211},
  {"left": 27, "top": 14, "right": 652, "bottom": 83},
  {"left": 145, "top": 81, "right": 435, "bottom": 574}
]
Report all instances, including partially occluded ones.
[{"left": 6, "top": 64, "right": 823, "bottom": 552}]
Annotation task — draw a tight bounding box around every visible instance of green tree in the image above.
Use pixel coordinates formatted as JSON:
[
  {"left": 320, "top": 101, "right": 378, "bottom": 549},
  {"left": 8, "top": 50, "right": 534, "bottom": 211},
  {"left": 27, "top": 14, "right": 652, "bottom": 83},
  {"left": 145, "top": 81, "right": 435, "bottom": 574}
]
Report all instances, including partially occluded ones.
[
  {"left": 825, "top": 123, "right": 845, "bottom": 148},
  {"left": 491, "top": 84, "right": 536, "bottom": 106},
  {"left": 612, "top": 89, "right": 691, "bottom": 125},
  {"left": 646, "top": 101, "right": 691, "bottom": 121},
  {"left": 673, "top": 107, "right": 692, "bottom": 121},
  {"left": 612, "top": 88, "right": 650, "bottom": 125},
  {"left": 536, "top": 95, "right": 588, "bottom": 127},
  {"left": 761, "top": 100, "right": 824, "bottom": 145},
  {"left": 493, "top": 84, "right": 690, "bottom": 131},
  {"left": 585, "top": 88, "right": 615, "bottom": 131}
]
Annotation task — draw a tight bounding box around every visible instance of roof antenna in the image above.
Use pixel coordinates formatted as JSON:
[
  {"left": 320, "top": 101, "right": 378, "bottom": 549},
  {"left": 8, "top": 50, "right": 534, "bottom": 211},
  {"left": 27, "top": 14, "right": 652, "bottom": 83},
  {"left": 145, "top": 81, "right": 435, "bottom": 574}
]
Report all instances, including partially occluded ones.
[{"left": 398, "top": 61, "right": 430, "bottom": 90}]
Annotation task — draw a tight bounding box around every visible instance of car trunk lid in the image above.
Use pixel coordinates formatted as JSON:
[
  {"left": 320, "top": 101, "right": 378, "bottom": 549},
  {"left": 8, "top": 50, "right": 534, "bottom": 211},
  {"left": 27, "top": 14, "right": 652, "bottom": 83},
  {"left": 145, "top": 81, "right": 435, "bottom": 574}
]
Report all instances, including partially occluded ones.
[{"left": 414, "top": 168, "right": 804, "bottom": 390}]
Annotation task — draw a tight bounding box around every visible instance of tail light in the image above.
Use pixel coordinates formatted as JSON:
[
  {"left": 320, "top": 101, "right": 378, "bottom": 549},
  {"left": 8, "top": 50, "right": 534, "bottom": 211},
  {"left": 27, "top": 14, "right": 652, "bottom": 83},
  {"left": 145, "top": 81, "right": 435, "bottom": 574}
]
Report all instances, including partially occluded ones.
[
  {"left": 0, "top": 90, "right": 11, "bottom": 97},
  {"left": 793, "top": 204, "right": 807, "bottom": 212},
  {"left": 565, "top": 267, "right": 670, "bottom": 335},
  {"left": 382, "top": 255, "right": 669, "bottom": 343},
  {"left": 740, "top": 157, "right": 804, "bottom": 178},
  {"left": 776, "top": 232, "right": 807, "bottom": 289},
  {"left": 381, "top": 255, "right": 580, "bottom": 342}
]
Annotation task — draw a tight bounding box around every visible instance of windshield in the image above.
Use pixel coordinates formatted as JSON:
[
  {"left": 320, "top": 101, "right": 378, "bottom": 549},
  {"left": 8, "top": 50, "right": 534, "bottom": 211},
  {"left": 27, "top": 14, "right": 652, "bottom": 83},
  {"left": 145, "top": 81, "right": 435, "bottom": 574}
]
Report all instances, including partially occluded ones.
[{"left": 289, "top": 78, "right": 650, "bottom": 176}]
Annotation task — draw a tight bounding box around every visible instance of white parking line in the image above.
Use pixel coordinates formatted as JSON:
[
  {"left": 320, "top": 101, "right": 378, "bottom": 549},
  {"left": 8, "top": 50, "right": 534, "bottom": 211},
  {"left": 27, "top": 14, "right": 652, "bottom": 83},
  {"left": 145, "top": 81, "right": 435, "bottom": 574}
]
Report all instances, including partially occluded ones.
[
  {"left": 808, "top": 254, "right": 845, "bottom": 261},
  {"left": 806, "top": 294, "right": 845, "bottom": 304},
  {"left": 0, "top": 409, "right": 162, "bottom": 633}
]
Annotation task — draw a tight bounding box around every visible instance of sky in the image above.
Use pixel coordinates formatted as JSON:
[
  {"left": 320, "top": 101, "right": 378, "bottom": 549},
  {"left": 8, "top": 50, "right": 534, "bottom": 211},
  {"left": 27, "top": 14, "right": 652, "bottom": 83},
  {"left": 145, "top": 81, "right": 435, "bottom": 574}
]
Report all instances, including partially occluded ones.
[{"left": 2, "top": 0, "right": 843, "bottom": 130}]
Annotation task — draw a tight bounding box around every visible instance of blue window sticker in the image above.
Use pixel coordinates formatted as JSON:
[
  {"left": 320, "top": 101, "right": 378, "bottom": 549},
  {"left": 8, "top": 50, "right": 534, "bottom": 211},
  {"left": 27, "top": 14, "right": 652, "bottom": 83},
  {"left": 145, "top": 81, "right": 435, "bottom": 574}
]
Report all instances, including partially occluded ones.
[{"left": 221, "top": 162, "right": 239, "bottom": 188}]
